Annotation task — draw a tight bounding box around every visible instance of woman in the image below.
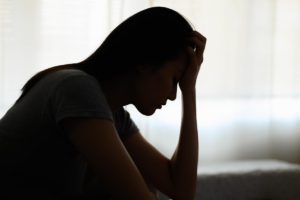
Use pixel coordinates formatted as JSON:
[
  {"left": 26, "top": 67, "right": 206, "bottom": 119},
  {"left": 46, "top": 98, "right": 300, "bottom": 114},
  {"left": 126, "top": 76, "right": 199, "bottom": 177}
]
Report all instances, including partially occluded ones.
[{"left": 0, "top": 6, "right": 206, "bottom": 200}]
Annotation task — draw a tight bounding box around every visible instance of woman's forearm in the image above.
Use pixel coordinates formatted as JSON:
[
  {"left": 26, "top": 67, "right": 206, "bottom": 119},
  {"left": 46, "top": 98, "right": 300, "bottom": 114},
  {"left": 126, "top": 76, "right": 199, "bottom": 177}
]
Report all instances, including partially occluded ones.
[{"left": 170, "top": 89, "right": 199, "bottom": 200}]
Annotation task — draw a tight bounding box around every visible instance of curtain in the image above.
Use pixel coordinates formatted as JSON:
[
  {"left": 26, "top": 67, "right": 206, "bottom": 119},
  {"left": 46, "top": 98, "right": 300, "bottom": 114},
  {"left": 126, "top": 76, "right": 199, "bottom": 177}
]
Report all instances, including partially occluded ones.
[{"left": 1, "top": 0, "right": 300, "bottom": 164}]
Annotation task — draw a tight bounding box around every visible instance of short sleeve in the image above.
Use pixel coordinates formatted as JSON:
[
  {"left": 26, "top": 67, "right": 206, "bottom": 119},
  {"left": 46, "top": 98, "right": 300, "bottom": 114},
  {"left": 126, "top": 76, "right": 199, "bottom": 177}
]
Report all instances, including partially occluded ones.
[
  {"left": 50, "top": 73, "right": 113, "bottom": 124},
  {"left": 113, "top": 108, "right": 139, "bottom": 141}
]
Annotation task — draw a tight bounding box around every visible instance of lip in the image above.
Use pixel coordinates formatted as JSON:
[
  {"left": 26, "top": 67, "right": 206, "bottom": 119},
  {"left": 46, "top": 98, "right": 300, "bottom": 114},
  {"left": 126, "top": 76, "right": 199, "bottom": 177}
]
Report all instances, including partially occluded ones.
[
  {"left": 157, "top": 104, "right": 163, "bottom": 109},
  {"left": 157, "top": 102, "right": 166, "bottom": 109}
]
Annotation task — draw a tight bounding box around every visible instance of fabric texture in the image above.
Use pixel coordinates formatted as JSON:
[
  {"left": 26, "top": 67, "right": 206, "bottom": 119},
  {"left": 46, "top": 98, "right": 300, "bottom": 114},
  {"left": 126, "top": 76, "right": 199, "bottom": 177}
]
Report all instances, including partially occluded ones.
[
  {"left": 0, "top": 69, "right": 138, "bottom": 198},
  {"left": 196, "top": 160, "right": 300, "bottom": 200}
]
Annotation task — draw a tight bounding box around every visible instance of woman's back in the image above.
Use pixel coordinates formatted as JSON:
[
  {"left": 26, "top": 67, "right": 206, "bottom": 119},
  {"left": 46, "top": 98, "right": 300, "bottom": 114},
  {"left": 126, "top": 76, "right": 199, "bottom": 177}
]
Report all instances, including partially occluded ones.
[{"left": 0, "top": 69, "right": 89, "bottom": 196}]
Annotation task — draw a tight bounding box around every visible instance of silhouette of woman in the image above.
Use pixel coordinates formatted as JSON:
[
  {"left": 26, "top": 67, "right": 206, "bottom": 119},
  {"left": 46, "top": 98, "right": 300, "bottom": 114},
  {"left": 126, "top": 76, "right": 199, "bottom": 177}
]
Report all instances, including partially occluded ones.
[{"left": 0, "top": 6, "right": 206, "bottom": 200}]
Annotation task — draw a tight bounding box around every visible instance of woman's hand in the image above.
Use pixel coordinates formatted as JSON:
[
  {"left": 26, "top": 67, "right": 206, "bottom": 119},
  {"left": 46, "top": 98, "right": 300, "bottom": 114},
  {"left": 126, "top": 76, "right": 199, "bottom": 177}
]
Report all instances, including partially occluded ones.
[{"left": 179, "top": 31, "right": 206, "bottom": 94}]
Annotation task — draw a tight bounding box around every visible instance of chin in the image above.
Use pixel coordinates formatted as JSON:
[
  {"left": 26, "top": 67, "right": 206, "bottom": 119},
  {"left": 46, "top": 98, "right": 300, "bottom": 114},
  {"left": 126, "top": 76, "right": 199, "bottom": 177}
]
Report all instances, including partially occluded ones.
[{"left": 135, "top": 105, "right": 156, "bottom": 116}]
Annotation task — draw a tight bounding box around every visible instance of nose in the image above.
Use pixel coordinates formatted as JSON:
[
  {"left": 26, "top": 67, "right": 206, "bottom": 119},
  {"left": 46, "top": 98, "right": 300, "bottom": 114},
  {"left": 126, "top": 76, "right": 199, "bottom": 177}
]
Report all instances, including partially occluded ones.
[{"left": 168, "top": 86, "right": 177, "bottom": 101}]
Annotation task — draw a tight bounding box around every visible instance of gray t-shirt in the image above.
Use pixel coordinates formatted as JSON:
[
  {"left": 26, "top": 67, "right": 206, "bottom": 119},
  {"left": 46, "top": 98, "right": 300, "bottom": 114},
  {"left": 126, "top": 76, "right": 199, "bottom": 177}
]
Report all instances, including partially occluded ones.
[{"left": 0, "top": 69, "right": 139, "bottom": 198}]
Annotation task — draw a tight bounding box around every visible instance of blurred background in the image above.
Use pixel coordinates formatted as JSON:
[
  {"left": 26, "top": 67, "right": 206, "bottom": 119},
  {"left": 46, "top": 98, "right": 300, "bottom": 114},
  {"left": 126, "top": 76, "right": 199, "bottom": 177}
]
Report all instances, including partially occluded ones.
[{"left": 0, "top": 0, "right": 299, "bottom": 164}]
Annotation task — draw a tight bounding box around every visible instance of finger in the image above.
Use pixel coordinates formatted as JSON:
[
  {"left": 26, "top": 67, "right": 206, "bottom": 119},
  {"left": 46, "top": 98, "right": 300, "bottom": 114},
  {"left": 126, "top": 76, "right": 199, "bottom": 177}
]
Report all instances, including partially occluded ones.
[
  {"left": 186, "top": 46, "right": 196, "bottom": 64},
  {"left": 194, "top": 38, "right": 206, "bottom": 55},
  {"left": 187, "top": 37, "right": 205, "bottom": 64},
  {"left": 191, "top": 31, "right": 206, "bottom": 44},
  {"left": 194, "top": 31, "right": 206, "bottom": 43},
  {"left": 185, "top": 44, "right": 202, "bottom": 67},
  {"left": 188, "top": 34, "right": 206, "bottom": 54}
]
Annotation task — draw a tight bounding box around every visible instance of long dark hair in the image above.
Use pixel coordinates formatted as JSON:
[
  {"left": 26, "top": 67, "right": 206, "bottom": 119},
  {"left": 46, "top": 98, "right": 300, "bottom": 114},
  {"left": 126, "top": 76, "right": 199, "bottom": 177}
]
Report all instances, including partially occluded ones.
[{"left": 17, "top": 7, "right": 193, "bottom": 102}]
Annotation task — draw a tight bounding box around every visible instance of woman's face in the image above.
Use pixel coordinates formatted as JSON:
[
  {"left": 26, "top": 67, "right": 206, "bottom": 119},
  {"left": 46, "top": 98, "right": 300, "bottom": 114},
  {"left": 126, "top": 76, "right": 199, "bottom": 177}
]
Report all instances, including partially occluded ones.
[{"left": 132, "top": 52, "right": 187, "bottom": 116}]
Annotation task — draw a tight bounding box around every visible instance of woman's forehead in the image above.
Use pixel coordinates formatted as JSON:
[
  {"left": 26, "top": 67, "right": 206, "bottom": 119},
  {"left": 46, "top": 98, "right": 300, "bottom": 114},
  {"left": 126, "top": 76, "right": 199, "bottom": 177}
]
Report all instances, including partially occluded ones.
[
  {"left": 174, "top": 51, "right": 188, "bottom": 72},
  {"left": 159, "top": 53, "right": 187, "bottom": 77}
]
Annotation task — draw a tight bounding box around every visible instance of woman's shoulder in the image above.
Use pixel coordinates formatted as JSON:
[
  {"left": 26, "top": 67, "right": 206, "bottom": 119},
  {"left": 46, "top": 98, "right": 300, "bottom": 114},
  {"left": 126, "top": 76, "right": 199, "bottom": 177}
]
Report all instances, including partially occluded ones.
[
  {"left": 43, "top": 67, "right": 97, "bottom": 87},
  {"left": 48, "top": 67, "right": 90, "bottom": 80}
]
